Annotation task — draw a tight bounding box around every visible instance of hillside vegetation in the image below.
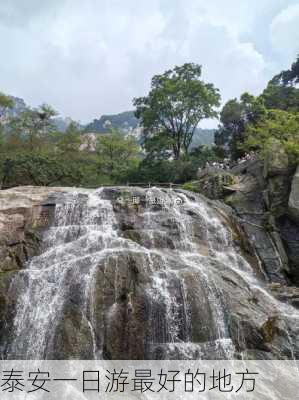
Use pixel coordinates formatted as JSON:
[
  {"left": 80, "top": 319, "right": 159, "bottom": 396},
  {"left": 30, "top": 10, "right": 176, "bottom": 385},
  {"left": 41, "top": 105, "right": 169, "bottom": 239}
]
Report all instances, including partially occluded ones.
[{"left": 0, "top": 57, "right": 298, "bottom": 188}]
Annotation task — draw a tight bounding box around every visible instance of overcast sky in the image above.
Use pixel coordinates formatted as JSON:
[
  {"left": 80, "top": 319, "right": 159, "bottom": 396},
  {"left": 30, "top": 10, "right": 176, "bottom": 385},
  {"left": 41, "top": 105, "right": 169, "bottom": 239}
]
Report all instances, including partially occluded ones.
[{"left": 0, "top": 0, "right": 298, "bottom": 126}]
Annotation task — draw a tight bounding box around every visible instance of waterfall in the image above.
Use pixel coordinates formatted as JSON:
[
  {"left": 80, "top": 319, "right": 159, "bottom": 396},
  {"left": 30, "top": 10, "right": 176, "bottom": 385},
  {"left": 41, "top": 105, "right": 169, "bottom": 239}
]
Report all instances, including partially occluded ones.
[
  {"left": 7, "top": 189, "right": 118, "bottom": 358},
  {"left": 5, "top": 187, "right": 299, "bottom": 360}
]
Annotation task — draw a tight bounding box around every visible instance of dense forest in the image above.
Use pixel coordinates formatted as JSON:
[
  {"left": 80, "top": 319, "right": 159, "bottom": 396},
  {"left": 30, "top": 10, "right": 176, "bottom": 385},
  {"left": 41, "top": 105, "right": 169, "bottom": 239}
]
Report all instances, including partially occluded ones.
[{"left": 0, "top": 57, "right": 298, "bottom": 189}]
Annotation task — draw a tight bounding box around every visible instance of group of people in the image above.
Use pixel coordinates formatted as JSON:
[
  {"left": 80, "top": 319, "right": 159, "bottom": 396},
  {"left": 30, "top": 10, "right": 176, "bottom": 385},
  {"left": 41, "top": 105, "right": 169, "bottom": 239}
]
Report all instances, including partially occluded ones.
[
  {"left": 201, "top": 152, "right": 257, "bottom": 172},
  {"left": 204, "top": 159, "right": 231, "bottom": 171},
  {"left": 235, "top": 151, "right": 256, "bottom": 166}
]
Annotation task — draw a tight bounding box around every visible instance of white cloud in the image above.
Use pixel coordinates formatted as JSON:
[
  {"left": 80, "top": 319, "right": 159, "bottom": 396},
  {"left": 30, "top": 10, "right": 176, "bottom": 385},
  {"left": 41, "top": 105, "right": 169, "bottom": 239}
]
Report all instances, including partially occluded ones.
[
  {"left": 0, "top": 0, "right": 297, "bottom": 126},
  {"left": 270, "top": 4, "right": 299, "bottom": 63}
]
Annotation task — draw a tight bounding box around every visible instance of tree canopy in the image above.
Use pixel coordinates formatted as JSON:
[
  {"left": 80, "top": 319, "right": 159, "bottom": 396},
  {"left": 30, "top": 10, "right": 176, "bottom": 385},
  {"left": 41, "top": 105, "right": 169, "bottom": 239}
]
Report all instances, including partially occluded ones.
[
  {"left": 243, "top": 109, "right": 299, "bottom": 158},
  {"left": 215, "top": 93, "right": 266, "bottom": 159},
  {"left": 0, "top": 92, "right": 14, "bottom": 116},
  {"left": 2, "top": 55, "right": 297, "bottom": 189},
  {"left": 261, "top": 55, "right": 299, "bottom": 112},
  {"left": 96, "top": 130, "right": 140, "bottom": 183},
  {"left": 134, "top": 63, "right": 220, "bottom": 160},
  {"left": 6, "top": 104, "right": 58, "bottom": 152},
  {"left": 215, "top": 55, "right": 299, "bottom": 161},
  {"left": 272, "top": 55, "right": 299, "bottom": 86}
]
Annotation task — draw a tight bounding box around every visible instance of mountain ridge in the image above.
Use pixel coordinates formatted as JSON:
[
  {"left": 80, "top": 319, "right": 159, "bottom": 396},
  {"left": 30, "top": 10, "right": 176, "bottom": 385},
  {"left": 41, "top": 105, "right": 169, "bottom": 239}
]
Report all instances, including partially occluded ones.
[
  {"left": 84, "top": 110, "right": 215, "bottom": 146},
  {"left": 2, "top": 95, "right": 215, "bottom": 146}
]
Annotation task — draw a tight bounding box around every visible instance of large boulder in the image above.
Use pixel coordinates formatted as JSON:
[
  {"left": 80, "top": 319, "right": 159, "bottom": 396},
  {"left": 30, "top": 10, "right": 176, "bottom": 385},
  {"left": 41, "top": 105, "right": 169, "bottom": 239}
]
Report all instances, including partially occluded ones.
[
  {"left": 263, "top": 139, "right": 290, "bottom": 178},
  {"left": 196, "top": 167, "right": 236, "bottom": 200},
  {"left": 263, "top": 140, "right": 295, "bottom": 216},
  {"left": 288, "top": 165, "right": 299, "bottom": 223}
]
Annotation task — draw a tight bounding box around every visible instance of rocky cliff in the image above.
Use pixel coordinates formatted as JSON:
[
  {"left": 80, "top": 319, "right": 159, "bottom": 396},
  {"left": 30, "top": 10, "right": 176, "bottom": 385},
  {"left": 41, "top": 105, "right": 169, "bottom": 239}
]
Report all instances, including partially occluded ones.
[
  {"left": 0, "top": 184, "right": 298, "bottom": 360},
  {"left": 0, "top": 187, "right": 67, "bottom": 354},
  {"left": 196, "top": 141, "right": 299, "bottom": 307}
]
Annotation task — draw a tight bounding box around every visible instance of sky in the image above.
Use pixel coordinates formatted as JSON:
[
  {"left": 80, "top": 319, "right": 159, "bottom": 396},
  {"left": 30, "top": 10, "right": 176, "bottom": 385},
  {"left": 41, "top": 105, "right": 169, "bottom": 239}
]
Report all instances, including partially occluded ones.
[{"left": 0, "top": 0, "right": 298, "bottom": 127}]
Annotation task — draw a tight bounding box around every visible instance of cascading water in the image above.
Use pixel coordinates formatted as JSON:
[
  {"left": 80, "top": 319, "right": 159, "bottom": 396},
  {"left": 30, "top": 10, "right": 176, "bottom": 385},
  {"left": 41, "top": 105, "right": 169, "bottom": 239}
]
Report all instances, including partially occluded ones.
[
  {"left": 5, "top": 187, "right": 299, "bottom": 360},
  {"left": 6, "top": 189, "right": 118, "bottom": 358}
]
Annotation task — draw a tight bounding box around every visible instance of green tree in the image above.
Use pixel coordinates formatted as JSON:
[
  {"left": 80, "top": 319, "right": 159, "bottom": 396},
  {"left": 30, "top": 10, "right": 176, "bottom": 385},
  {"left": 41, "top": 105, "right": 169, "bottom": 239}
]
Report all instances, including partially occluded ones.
[
  {"left": 0, "top": 92, "right": 14, "bottom": 118},
  {"left": 132, "top": 145, "right": 221, "bottom": 184},
  {"left": 273, "top": 55, "right": 299, "bottom": 86},
  {"left": 261, "top": 56, "right": 299, "bottom": 112},
  {"left": 56, "top": 121, "right": 82, "bottom": 156},
  {"left": 96, "top": 130, "right": 140, "bottom": 183},
  {"left": 243, "top": 109, "right": 299, "bottom": 158},
  {"left": 215, "top": 93, "right": 266, "bottom": 159},
  {"left": 0, "top": 92, "right": 14, "bottom": 149},
  {"left": 0, "top": 153, "right": 85, "bottom": 188},
  {"left": 262, "top": 81, "right": 299, "bottom": 112},
  {"left": 7, "top": 104, "right": 57, "bottom": 152},
  {"left": 142, "top": 132, "right": 173, "bottom": 161},
  {"left": 134, "top": 63, "right": 220, "bottom": 159}
]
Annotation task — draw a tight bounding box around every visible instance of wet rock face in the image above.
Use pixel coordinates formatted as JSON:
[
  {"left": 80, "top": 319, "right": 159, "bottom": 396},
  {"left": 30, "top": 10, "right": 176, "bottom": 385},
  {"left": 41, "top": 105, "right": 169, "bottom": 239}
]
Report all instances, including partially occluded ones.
[
  {"left": 263, "top": 139, "right": 290, "bottom": 178},
  {"left": 1, "top": 186, "right": 299, "bottom": 360},
  {"left": 0, "top": 187, "right": 57, "bottom": 349}
]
